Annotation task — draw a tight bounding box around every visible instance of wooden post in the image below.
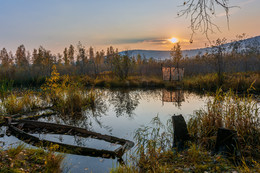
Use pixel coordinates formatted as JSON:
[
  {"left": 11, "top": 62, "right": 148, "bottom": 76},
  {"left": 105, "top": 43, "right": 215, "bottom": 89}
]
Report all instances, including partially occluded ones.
[
  {"left": 172, "top": 114, "right": 190, "bottom": 151},
  {"left": 214, "top": 128, "right": 241, "bottom": 165}
]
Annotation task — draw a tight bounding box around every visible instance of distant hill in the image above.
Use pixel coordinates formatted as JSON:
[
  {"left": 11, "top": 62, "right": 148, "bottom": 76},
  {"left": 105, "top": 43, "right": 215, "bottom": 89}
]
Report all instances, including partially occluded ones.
[{"left": 120, "top": 35, "right": 260, "bottom": 60}]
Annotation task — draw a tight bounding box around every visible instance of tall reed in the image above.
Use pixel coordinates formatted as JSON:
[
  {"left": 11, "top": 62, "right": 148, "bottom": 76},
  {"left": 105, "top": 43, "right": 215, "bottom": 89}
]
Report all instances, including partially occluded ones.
[{"left": 188, "top": 89, "right": 260, "bottom": 158}]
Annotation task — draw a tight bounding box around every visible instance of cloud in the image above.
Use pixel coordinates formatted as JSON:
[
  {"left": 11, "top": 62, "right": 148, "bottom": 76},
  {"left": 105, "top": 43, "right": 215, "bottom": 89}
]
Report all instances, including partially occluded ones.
[
  {"left": 111, "top": 37, "right": 172, "bottom": 45},
  {"left": 110, "top": 37, "right": 191, "bottom": 47},
  {"left": 144, "top": 39, "right": 171, "bottom": 45},
  {"left": 111, "top": 37, "right": 158, "bottom": 44}
]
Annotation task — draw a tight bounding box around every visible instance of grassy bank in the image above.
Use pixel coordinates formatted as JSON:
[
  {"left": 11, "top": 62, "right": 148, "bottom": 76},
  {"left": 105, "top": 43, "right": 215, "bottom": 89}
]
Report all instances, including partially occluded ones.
[
  {"left": 111, "top": 89, "right": 260, "bottom": 172},
  {"left": 183, "top": 72, "right": 260, "bottom": 92},
  {"left": 1, "top": 70, "right": 259, "bottom": 93},
  {"left": 77, "top": 72, "right": 260, "bottom": 93},
  {"left": 0, "top": 145, "right": 64, "bottom": 173}
]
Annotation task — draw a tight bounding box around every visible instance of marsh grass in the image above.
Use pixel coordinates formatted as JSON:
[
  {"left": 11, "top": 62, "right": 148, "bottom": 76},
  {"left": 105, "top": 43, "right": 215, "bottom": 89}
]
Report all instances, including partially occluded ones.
[
  {"left": 183, "top": 72, "right": 260, "bottom": 92},
  {"left": 0, "top": 90, "right": 43, "bottom": 116},
  {"left": 87, "top": 72, "right": 260, "bottom": 93},
  {"left": 42, "top": 65, "right": 97, "bottom": 116},
  {"left": 188, "top": 89, "right": 260, "bottom": 158},
  {"left": 183, "top": 73, "right": 218, "bottom": 91},
  {"left": 0, "top": 144, "right": 64, "bottom": 173},
  {"left": 0, "top": 79, "right": 13, "bottom": 100},
  {"left": 112, "top": 90, "right": 260, "bottom": 173},
  {"left": 223, "top": 72, "right": 260, "bottom": 92},
  {"left": 93, "top": 75, "right": 165, "bottom": 88}
]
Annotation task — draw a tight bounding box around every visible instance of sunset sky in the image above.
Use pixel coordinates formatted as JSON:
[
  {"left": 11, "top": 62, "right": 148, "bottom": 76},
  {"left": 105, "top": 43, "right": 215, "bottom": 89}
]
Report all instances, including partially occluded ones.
[{"left": 0, "top": 0, "right": 259, "bottom": 54}]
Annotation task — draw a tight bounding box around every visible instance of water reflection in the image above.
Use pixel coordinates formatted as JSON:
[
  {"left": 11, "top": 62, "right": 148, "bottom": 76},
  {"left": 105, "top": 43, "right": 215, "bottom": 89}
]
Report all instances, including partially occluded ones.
[
  {"left": 109, "top": 90, "right": 140, "bottom": 117},
  {"left": 0, "top": 89, "right": 210, "bottom": 173},
  {"left": 162, "top": 90, "right": 185, "bottom": 107},
  {"left": 42, "top": 91, "right": 110, "bottom": 132}
]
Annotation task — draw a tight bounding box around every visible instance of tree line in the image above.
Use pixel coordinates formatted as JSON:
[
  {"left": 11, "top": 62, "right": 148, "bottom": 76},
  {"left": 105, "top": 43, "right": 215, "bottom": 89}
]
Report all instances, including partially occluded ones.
[{"left": 0, "top": 36, "right": 259, "bottom": 86}]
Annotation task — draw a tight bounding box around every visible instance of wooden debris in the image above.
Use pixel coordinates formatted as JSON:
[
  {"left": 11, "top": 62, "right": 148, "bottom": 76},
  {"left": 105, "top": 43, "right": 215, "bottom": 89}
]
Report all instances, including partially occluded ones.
[
  {"left": 7, "top": 119, "right": 134, "bottom": 159},
  {"left": 214, "top": 128, "right": 241, "bottom": 164}
]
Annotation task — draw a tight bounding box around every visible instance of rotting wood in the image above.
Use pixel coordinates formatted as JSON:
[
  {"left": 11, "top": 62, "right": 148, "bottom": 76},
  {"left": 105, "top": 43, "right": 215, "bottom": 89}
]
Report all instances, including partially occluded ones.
[
  {"left": 6, "top": 118, "right": 134, "bottom": 159},
  {"left": 172, "top": 114, "right": 190, "bottom": 151},
  {"left": 213, "top": 128, "right": 241, "bottom": 165}
]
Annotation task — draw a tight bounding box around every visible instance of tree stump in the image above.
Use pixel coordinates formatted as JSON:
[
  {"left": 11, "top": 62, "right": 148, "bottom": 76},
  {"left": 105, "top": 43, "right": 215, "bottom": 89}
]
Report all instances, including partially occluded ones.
[
  {"left": 172, "top": 114, "right": 190, "bottom": 151},
  {"left": 214, "top": 128, "right": 241, "bottom": 165}
]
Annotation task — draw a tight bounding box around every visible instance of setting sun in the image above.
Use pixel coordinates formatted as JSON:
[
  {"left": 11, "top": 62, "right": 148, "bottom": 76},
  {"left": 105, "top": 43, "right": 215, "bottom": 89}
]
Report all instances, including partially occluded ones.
[{"left": 169, "top": 37, "right": 178, "bottom": 43}]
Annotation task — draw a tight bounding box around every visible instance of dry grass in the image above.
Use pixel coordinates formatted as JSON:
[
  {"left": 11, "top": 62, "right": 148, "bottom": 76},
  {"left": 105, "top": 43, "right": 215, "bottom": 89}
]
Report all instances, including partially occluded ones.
[
  {"left": 0, "top": 91, "right": 43, "bottom": 116},
  {"left": 0, "top": 144, "right": 64, "bottom": 173},
  {"left": 188, "top": 89, "right": 260, "bottom": 157}
]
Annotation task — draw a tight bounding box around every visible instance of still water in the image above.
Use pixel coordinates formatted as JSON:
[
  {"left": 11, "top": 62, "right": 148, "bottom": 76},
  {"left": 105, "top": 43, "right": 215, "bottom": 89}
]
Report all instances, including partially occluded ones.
[{"left": 0, "top": 89, "right": 209, "bottom": 173}]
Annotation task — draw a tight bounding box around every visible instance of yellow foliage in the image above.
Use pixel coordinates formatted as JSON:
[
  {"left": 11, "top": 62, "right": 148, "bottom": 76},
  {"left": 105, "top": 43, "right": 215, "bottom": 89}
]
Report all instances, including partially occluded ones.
[{"left": 41, "top": 65, "right": 61, "bottom": 95}]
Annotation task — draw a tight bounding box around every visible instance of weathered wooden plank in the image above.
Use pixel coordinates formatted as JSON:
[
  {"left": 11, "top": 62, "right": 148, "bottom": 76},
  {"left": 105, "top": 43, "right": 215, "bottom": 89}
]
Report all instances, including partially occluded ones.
[
  {"left": 7, "top": 118, "right": 134, "bottom": 159},
  {"left": 11, "top": 119, "right": 133, "bottom": 146},
  {"left": 9, "top": 124, "right": 117, "bottom": 158}
]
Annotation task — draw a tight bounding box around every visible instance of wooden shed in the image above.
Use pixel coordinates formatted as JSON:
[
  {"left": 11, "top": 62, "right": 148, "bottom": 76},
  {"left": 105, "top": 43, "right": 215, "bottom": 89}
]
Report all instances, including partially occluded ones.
[{"left": 162, "top": 67, "right": 184, "bottom": 81}]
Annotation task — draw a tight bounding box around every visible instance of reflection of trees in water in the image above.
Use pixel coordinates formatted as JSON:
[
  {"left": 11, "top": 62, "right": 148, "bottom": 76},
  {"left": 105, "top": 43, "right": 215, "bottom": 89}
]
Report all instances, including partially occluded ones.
[
  {"left": 138, "top": 89, "right": 162, "bottom": 102},
  {"left": 109, "top": 90, "right": 140, "bottom": 117},
  {"left": 42, "top": 90, "right": 110, "bottom": 133},
  {"left": 162, "top": 90, "right": 185, "bottom": 108},
  {"left": 38, "top": 91, "right": 112, "bottom": 147}
]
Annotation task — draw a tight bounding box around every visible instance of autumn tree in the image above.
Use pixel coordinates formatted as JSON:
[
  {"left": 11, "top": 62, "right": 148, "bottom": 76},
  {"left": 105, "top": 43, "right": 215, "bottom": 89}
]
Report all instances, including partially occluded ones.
[
  {"left": 57, "top": 53, "right": 63, "bottom": 65},
  {"left": 15, "top": 45, "right": 29, "bottom": 68},
  {"left": 42, "top": 48, "right": 54, "bottom": 76},
  {"left": 0, "top": 48, "right": 11, "bottom": 68},
  {"left": 32, "top": 48, "right": 40, "bottom": 66},
  {"left": 99, "top": 50, "right": 105, "bottom": 65},
  {"left": 68, "top": 45, "right": 75, "bottom": 65},
  {"left": 112, "top": 54, "right": 132, "bottom": 80},
  {"left": 211, "top": 38, "right": 227, "bottom": 85},
  {"left": 8, "top": 51, "right": 14, "bottom": 67},
  {"left": 137, "top": 54, "right": 142, "bottom": 65},
  {"left": 94, "top": 50, "right": 105, "bottom": 75},
  {"left": 89, "top": 46, "right": 94, "bottom": 60},
  {"left": 76, "top": 42, "right": 87, "bottom": 73},
  {"left": 106, "top": 46, "right": 118, "bottom": 69},
  {"left": 63, "top": 47, "right": 69, "bottom": 66},
  {"left": 170, "top": 43, "right": 182, "bottom": 81}
]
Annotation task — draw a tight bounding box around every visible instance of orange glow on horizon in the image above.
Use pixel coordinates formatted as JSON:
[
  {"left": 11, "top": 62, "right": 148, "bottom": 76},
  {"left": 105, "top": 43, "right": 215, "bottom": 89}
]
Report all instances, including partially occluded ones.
[{"left": 169, "top": 37, "right": 178, "bottom": 43}]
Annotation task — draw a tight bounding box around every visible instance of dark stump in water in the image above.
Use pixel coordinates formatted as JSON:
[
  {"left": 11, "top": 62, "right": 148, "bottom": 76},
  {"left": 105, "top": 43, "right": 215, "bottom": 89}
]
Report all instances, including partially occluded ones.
[
  {"left": 214, "top": 128, "right": 241, "bottom": 165},
  {"left": 172, "top": 114, "right": 190, "bottom": 151}
]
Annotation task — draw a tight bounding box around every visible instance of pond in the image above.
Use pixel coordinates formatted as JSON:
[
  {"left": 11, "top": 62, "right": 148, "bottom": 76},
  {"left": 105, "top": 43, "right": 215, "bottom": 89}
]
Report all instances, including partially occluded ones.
[{"left": 0, "top": 89, "right": 210, "bottom": 173}]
